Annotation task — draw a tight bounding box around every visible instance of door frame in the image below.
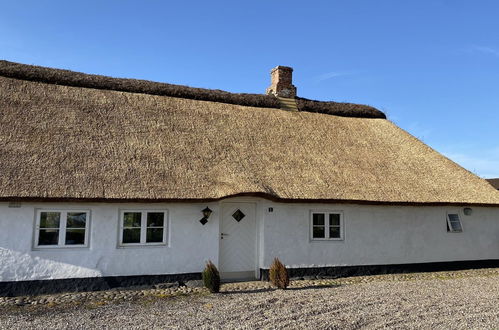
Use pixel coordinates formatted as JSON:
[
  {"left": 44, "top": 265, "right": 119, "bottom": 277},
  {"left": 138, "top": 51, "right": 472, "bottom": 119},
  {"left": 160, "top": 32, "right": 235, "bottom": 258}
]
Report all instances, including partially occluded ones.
[{"left": 218, "top": 201, "right": 259, "bottom": 279}]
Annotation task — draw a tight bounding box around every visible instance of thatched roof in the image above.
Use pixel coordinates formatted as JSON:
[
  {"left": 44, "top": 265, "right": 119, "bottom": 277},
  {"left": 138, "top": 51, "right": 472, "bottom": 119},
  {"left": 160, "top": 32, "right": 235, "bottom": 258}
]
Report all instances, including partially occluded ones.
[
  {"left": 487, "top": 179, "right": 499, "bottom": 190},
  {"left": 1, "top": 60, "right": 499, "bottom": 205}
]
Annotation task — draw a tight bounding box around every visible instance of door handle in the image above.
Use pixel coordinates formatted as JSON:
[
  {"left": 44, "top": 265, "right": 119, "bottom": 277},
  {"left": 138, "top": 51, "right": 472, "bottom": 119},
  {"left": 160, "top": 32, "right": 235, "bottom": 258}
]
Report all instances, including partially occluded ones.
[{"left": 221, "top": 233, "right": 229, "bottom": 239}]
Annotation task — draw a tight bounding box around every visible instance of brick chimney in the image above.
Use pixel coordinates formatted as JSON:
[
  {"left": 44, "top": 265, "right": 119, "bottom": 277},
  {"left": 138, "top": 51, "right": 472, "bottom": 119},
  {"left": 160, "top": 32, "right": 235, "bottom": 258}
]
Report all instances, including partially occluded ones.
[{"left": 266, "top": 66, "right": 297, "bottom": 98}]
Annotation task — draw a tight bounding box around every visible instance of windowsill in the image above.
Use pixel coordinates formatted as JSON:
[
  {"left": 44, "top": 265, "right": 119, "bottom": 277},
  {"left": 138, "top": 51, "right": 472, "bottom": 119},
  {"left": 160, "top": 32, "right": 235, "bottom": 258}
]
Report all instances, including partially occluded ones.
[
  {"left": 310, "top": 238, "right": 344, "bottom": 242},
  {"left": 117, "top": 243, "right": 169, "bottom": 249},
  {"left": 33, "top": 245, "right": 89, "bottom": 250}
]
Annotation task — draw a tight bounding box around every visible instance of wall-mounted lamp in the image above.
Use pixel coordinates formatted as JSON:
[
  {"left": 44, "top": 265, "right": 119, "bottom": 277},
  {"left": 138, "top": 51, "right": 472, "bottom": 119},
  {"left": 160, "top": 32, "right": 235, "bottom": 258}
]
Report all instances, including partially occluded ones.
[
  {"left": 199, "top": 206, "right": 213, "bottom": 225},
  {"left": 463, "top": 207, "right": 473, "bottom": 216}
]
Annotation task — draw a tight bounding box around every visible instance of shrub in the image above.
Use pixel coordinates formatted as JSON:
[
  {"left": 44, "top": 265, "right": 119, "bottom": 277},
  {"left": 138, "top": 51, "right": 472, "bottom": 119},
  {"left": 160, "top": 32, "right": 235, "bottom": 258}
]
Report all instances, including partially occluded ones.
[
  {"left": 269, "top": 257, "right": 289, "bottom": 289},
  {"left": 202, "top": 260, "right": 221, "bottom": 293}
]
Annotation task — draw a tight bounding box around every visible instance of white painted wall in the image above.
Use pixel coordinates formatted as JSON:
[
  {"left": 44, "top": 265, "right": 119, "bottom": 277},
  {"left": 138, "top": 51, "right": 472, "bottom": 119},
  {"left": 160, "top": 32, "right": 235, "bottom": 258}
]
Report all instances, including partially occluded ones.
[
  {"left": 0, "top": 202, "right": 220, "bottom": 282},
  {"left": 261, "top": 202, "right": 499, "bottom": 268},
  {"left": 1, "top": 199, "right": 498, "bottom": 282}
]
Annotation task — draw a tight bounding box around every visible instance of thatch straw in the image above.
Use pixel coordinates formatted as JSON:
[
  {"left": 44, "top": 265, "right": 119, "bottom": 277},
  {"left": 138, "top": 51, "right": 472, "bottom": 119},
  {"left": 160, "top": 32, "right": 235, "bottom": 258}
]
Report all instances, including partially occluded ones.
[
  {"left": 1, "top": 70, "right": 499, "bottom": 205},
  {"left": 0, "top": 60, "right": 384, "bottom": 119}
]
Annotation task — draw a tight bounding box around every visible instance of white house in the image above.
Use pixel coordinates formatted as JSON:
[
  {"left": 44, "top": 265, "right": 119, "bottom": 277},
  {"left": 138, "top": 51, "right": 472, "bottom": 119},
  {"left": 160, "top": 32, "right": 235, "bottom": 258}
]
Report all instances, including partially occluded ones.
[{"left": 0, "top": 61, "right": 498, "bottom": 296}]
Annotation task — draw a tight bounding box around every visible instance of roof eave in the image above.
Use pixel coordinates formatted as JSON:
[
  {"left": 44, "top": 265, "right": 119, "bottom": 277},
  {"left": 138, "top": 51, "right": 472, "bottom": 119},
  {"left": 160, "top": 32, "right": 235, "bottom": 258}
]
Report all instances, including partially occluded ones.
[{"left": 2, "top": 194, "right": 499, "bottom": 207}]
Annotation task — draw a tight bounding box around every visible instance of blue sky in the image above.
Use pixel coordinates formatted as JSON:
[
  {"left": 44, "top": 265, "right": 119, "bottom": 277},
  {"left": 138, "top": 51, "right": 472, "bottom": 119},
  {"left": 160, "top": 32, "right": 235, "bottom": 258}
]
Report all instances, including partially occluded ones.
[{"left": 1, "top": 1, "right": 498, "bottom": 178}]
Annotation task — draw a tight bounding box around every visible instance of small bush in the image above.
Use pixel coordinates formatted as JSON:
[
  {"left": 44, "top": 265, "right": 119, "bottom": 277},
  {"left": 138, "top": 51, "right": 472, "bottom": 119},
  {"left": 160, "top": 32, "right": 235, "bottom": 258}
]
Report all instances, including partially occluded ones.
[
  {"left": 202, "top": 260, "right": 221, "bottom": 293},
  {"left": 269, "top": 257, "right": 289, "bottom": 289}
]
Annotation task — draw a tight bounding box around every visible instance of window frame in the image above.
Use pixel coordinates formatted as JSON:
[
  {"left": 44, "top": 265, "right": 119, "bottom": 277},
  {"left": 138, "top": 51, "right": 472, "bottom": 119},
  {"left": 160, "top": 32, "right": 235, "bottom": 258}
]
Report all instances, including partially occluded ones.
[
  {"left": 33, "top": 209, "right": 91, "bottom": 249},
  {"left": 446, "top": 212, "right": 463, "bottom": 233},
  {"left": 310, "top": 210, "right": 344, "bottom": 241},
  {"left": 118, "top": 209, "right": 169, "bottom": 247}
]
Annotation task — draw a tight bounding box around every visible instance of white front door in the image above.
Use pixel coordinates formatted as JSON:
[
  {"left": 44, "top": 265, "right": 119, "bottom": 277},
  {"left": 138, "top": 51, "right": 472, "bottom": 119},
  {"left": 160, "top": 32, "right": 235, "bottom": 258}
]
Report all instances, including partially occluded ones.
[{"left": 219, "top": 202, "right": 256, "bottom": 279}]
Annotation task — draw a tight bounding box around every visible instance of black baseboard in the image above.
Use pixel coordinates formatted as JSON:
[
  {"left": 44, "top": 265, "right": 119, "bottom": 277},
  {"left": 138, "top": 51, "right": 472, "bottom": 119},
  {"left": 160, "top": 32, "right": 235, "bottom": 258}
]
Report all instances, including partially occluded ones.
[
  {"left": 259, "top": 259, "right": 499, "bottom": 281},
  {"left": 3, "top": 259, "right": 498, "bottom": 297},
  {"left": 0, "top": 272, "right": 201, "bottom": 297}
]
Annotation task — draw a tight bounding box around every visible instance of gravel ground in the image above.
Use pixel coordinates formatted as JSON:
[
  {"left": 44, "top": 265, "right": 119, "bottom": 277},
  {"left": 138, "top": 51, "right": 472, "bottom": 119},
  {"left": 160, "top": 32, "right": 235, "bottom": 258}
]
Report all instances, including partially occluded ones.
[{"left": 1, "top": 268, "right": 498, "bottom": 329}]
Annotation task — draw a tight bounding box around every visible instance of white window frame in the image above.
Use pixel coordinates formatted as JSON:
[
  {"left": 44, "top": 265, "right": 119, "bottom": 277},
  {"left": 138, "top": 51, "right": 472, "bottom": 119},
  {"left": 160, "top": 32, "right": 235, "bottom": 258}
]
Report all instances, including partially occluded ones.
[
  {"left": 34, "top": 209, "right": 90, "bottom": 249},
  {"left": 446, "top": 212, "right": 463, "bottom": 233},
  {"left": 119, "top": 210, "right": 169, "bottom": 247},
  {"left": 310, "top": 210, "right": 344, "bottom": 241}
]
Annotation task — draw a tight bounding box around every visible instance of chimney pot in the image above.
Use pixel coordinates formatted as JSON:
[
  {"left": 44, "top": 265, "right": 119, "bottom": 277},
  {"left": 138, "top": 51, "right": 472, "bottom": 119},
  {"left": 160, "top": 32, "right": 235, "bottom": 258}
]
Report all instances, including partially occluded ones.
[{"left": 266, "top": 66, "right": 297, "bottom": 98}]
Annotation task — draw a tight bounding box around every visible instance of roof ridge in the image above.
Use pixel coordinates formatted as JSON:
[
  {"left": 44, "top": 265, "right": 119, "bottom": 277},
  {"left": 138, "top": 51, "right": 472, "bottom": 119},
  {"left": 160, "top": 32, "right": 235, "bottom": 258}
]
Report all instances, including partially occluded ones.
[{"left": 0, "top": 60, "right": 386, "bottom": 119}]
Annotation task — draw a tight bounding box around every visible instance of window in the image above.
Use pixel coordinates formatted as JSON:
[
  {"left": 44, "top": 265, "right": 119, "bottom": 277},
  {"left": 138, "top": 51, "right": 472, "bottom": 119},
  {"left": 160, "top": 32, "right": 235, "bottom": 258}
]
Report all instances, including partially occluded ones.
[
  {"left": 447, "top": 213, "right": 463, "bottom": 232},
  {"left": 119, "top": 210, "right": 168, "bottom": 246},
  {"left": 34, "top": 210, "right": 90, "bottom": 248},
  {"left": 311, "top": 211, "right": 344, "bottom": 240}
]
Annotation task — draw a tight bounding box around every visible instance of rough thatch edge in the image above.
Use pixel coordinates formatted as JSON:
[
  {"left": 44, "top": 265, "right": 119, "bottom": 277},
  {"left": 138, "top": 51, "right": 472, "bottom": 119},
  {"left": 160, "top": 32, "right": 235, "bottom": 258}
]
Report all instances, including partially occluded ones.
[{"left": 0, "top": 60, "right": 386, "bottom": 119}]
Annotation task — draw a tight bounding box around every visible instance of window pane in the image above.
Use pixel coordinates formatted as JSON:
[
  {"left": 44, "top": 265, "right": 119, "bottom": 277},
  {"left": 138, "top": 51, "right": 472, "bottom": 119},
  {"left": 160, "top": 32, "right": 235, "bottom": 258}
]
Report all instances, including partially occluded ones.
[
  {"left": 147, "top": 228, "right": 164, "bottom": 243},
  {"left": 312, "top": 213, "right": 325, "bottom": 226},
  {"left": 38, "top": 229, "right": 59, "bottom": 245},
  {"left": 329, "top": 226, "right": 341, "bottom": 238},
  {"left": 448, "top": 214, "right": 462, "bottom": 232},
  {"left": 329, "top": 214, "right": 340, "bottom": 226},
  {"left": 451, "top": 222, "right": 462, "bottom": 231},
  {"left": 65, "top": 229, "right": 86, "bottom": 245},
  {"left": 232, "top": 209, "right": 246, "bottom": 222},
  {"left": 67, "top": 212, "right": 87, "bottom": 228},
  {"left": 147, "top": 212, "right": 164, "bottom": 227},
  {"left": 449, "top": 220, "right": 462, "bottom": 232},
  {"left": 313, "top": 226, "right": 325, "bottom": 238},
  {"left": 40, "top": 212, "right": 60, "bottom": 228},
  {"left": 123, "top": 228, "right": 141, "bottom": 243},
  {"left": 124, "top": 212, "right": 141, "bottom": 227}
]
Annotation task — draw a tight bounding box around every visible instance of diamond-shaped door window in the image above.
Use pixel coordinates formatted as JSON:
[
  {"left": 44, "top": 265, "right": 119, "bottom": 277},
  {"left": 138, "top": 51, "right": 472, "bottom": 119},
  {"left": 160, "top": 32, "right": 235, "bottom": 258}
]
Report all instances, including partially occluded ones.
[{"left": 232, "top": 209, "right": 245, "bottom": 222}]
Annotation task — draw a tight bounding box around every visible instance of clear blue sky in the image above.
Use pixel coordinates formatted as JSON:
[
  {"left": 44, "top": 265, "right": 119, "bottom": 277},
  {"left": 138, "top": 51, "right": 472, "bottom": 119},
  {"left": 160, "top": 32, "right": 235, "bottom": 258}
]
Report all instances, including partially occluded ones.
[{"left": 2, "top": 1, "right": 498, "bottom": 178}]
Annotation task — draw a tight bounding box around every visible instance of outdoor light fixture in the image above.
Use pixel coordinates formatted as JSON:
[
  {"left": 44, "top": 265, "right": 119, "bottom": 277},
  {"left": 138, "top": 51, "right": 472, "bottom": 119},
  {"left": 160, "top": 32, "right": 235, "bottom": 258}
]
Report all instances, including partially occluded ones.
[
  {"left": 199, "top": 206, "right": 213, "bottom": 225},
  {"left": 463, "top": 207, "right": 473, "bottom": 216}
]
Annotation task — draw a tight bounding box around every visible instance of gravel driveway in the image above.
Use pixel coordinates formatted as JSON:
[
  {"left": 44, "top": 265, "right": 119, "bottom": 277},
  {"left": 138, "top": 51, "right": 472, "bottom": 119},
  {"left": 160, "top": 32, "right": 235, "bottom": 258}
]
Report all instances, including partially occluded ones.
[{"left": 1, "top": 269, "right": 498, "bottom": 329}]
